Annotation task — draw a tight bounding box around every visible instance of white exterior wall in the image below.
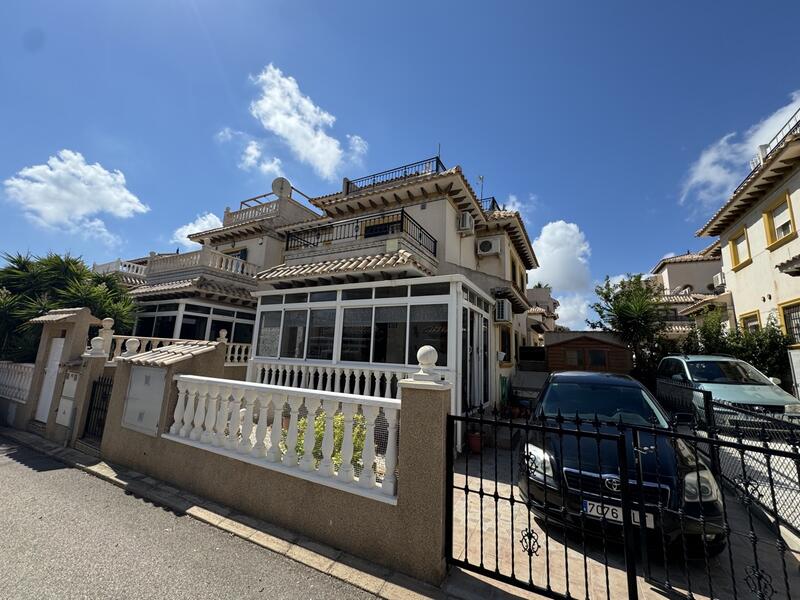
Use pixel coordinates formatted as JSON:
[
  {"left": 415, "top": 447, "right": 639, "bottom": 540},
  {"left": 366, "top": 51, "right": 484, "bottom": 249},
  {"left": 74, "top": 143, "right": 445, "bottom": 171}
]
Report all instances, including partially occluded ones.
[
  {"left": 719, "top": 168, "right": 800, "bottom": 329},
  {"left": 212, "top": 234, "right": 284, "bottom": 270},
  {"left": 659, "top": 260, "right": 720, "bottom": 293}
]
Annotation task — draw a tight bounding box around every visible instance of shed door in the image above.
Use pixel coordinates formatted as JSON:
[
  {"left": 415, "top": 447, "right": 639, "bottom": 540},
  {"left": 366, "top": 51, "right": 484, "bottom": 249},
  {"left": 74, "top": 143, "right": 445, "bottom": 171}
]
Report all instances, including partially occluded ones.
[{"left": 35, "top": 337, "right": 65, "bottom": 423}]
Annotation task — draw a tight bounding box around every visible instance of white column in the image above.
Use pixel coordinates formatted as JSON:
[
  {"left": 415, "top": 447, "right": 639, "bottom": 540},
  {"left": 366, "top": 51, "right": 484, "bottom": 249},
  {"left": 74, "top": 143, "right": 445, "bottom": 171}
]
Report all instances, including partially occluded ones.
[
  {"left": 225, "top": 387, "right": 244, "bottom": 450},
  {"left": 213, "top": 386, "right": 229, "bottom": 447},
  {"left": 382, "top": 407, "right": 399, "bottom": 496},
  {"left": 337, "top": 402, "right": 356, "bottom": 483},
  {"left": 179, "top": 385, "right": 196, "bottom": 438},
  {"left": 359, "top": 405, "right": 379, "bottom": 489},
  {"left": 299, "top": 397, "right": 321, "bottom": 472},
  {"left": 325, "top": 367, "right": 333, "bottom": 392},
  {"left": 318, "top": 399, "right": 337, "bottom": 477},
  {"left": 201, "top": 384, "right": 218, "bottom": 444},
  {"left": 238, "top": 390, "right": 257, "bottom": 453},
  {"left": 266, "top": 394, "right": 285, "bottom": 463},
  {"left": 170, "top": 381, "right": 188, "bottom": 435},
  {"left": 190, "top": 384, "right": 207, "bottom": 441},
  {"left": 251, "top": 393, "right": 269, "bottom": 458},
  {"left": 282, "top": 396, "right": 302, "bottom": 467}
]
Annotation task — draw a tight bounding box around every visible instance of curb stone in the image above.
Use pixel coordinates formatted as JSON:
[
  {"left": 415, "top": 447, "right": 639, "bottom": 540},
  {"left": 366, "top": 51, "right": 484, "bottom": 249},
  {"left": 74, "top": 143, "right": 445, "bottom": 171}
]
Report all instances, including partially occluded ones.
[{"left": 0, "top": 427, "right": 459, "bottom": 599}]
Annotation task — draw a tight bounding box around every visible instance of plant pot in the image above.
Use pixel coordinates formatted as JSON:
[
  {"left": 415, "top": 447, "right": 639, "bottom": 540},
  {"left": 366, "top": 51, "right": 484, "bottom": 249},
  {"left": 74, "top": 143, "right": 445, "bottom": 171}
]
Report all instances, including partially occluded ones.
[{"left": 467, "top": 431, "right": 482, "bottom": 454}]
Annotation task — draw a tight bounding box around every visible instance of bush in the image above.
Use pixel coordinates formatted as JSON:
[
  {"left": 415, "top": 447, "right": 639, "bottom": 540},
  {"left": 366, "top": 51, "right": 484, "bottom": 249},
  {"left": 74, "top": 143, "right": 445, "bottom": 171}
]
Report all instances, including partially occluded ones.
[{"left": 288, "top": 411, "right": 367, "bottom": 470}]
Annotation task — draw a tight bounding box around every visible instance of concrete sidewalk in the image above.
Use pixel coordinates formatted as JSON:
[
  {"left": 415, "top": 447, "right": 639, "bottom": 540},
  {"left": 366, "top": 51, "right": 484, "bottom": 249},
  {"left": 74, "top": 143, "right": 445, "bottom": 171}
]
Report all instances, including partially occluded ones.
[{"left": 0, "top": 427, "right": 535, "bottom": 600}]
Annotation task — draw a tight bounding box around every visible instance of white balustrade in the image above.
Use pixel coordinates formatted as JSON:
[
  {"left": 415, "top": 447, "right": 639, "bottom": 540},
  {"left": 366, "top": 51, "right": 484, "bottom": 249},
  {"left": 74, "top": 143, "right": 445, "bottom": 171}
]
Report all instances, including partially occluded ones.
[
  {"left": 147, "top": 247, "right": 259, "bottom": 279},
  {"left": 249, "top": 359, "right": 431, "bottom": 400},
  {"left": 93, "top": 259, "right": 147, "bottom": 277},
  {"left": 0, "top": 361, "right": 34, "bottom": 403},
  {"left": 223, "top": 201, "right": 280, "bottom": 226},
  {"left": 165, "top": 374, "right": 401, "bottom": 500},
  {"left": 224, "top": 343, "right": 251, "bottom": 366}
]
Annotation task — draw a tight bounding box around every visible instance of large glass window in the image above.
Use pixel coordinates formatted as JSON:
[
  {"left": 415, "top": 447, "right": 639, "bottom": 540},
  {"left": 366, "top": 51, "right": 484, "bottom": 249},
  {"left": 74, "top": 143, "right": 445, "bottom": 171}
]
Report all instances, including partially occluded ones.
[
  {"left": 280, "top": 310, "right": 308, "bottom": 358},
  {"left": 341, "top": 307, "right": 372, "bottom": 362},
  {"left": 307, "top": 309, "right": 335, "bottom": 360},
  {"left": 232, "top": 322, "right": 253, "bottom": 344},
  {"left": 411, "top": 282, "right": 449, "bottom": 297},
  {"left": 373, "top": 306, "right": 407, "bottom": 364},
  {"left": 376, "top": 286, "right": 408, "bottom": 299},
  {"left": 209, "top": 319, "right": 233, "bottom": 342},
  {"left": 342, "top": 288, "right": 372, "bottom": 300},
  {"left": 408, "top": 304, "right": 448, "bottom": 366},
  {"left": 782, "top": 303, "right": 800, "bottom": 344},
  {"left": 153, "top": 315, "right": 177, "bottom": 338},
  {"left": 257, "top": 312, "right": 281, "bottom": 357},
  {"left": 730, "top": 230, "right": 750, "bottom": 268},
  {"left": 134, "top": 316, "right": 155, "bottom": 337},
  {"left": 180, "top": 315, "right": 208, "bottom": 340}
]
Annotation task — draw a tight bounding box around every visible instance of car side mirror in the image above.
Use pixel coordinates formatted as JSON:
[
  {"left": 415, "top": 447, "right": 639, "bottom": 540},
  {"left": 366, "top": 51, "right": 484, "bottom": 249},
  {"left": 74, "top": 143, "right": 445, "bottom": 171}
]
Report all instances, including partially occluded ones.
[
  {"left": 770, "top": 377, "right": 781, "bottom": 385},
  {"left": 671, "top": 373, "right": 686, "bottom": 382}
]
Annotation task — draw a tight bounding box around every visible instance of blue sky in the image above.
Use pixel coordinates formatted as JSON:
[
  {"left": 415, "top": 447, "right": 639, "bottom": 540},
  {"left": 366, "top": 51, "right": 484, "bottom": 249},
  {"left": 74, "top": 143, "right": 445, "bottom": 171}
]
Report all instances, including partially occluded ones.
[{"left": 2, "top": 1, "right": 800, "bottom": 328}]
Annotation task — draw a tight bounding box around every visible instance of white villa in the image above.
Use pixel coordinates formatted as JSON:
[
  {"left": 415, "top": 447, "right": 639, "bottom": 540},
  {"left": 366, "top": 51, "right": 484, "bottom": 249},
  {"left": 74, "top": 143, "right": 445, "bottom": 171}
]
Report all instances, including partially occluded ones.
[{"left": 95, "top": 157, "right": 539, "bottom": 414}]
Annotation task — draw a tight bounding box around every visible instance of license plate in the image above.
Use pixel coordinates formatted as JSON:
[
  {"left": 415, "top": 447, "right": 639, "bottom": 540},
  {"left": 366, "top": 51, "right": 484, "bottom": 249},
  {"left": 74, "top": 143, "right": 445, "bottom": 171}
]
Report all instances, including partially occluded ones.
[{"left": 582, "top": 500, "right": 654, "bottom": 529}]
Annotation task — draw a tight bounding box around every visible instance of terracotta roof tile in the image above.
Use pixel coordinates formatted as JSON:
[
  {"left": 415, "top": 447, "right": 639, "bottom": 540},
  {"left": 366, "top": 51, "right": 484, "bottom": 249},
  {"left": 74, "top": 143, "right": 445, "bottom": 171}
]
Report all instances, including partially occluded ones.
[{"left": 122, "top": 341, "right": 219, "bottom": 366}]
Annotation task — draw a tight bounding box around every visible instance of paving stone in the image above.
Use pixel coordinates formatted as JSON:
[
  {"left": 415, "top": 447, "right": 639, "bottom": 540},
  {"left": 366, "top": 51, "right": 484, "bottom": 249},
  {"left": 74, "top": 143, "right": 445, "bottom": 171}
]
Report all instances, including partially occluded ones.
[
  {"left": 380, "top": 572, "right": 446, "bottom": 600},
  {"left": 287, "top": 538, "right": 341, "bottom": 573},
  {"left": 249, "top": 530, "right": 293, "bottom": 555},
  {"left": 217, "top": 517, "right": 257, "bottom": 539},
  {"left": 185, "top": 505, "right": 225, "bottom": 526},
  {"left": 328, "top": 553, "right": 392, "bottom": 595}
]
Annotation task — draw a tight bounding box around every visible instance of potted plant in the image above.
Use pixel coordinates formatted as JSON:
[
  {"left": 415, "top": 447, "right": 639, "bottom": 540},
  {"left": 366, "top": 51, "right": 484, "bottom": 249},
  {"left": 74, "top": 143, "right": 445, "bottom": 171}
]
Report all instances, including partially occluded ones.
[{"left": 466, "top": 426, "right": 482, "bottom": 454}]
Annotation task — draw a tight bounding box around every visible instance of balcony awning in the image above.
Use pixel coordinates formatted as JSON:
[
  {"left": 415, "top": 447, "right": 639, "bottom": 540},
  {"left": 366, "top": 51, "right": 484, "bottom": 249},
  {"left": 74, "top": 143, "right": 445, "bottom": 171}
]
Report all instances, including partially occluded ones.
[
  {"left": 129, "top": 277, "right": 256, "bottom": 306},
  {"left": 678, "top": 291, "right": 732, "bottom": 316},
  {"left": 256, "top": 249, "right": 433, "bottom": 288},
  {"left": 777, "top": 253, "right": 800, "bottom": 276},
  {"left": 492, "top": 285, "right": 531, "bottom": 313}
]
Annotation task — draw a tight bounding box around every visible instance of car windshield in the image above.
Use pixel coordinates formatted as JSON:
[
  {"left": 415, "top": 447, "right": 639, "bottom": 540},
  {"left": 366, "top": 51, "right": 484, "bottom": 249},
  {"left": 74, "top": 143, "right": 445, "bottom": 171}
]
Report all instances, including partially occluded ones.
[
  {"left": 687, "top": 360, "right": 771, "bottom": 385},
  {"left": 540, "top": 382, "right": 668, "bottom": 427}
]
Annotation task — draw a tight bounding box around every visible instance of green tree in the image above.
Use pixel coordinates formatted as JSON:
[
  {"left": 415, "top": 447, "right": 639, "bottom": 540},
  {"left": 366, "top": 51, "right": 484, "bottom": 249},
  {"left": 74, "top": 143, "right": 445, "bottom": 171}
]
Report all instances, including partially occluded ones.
[
  {"left": 0, "top": 252, "right": 137, "bottom": 361},
  {"left": 587, "top": 274, "right": 676, "bottom": 388}
]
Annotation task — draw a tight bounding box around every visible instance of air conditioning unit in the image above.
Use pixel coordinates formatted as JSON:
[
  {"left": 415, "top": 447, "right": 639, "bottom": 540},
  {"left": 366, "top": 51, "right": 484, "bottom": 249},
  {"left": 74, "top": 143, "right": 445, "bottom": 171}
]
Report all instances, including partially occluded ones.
[
  {"left": 495, "top": 299, "right": 512, "bottom": 323},
  {"left": 458, "top": 211, "right": 475, "bottom": 236},
  {"left": 477, "top": 237, "right": 501, "bottom": 257},
  {"left": 713, "top": 272, "right": 725, "bottom": 288}
]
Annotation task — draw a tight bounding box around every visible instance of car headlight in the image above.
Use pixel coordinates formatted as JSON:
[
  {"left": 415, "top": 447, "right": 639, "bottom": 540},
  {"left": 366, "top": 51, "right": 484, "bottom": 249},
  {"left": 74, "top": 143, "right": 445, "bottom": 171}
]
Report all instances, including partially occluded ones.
[
  {"left": 784, "top": 403, "right": 800, "bottom": 415},
  {"left": 521, "top": 444, "right": 555, "bottom": 483},
  {"left": 684, "top": 470, "right": 720, "bottom": 503}
]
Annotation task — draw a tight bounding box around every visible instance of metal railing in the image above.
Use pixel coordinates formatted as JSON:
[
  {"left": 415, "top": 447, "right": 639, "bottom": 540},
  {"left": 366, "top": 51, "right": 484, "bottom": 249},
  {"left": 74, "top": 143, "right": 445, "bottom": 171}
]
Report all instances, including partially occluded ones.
[
  {"left": 750, "top": 104, "right": 800, "bottom": 170},
  {"left": 344, "top": 157, "right": 446, "bottom": 196},
  {"left": 285, "top": 208, "right": 437, "bottom": 258},
  {"left": 480, "top": 196, "right": 501, "bottom": 212}
]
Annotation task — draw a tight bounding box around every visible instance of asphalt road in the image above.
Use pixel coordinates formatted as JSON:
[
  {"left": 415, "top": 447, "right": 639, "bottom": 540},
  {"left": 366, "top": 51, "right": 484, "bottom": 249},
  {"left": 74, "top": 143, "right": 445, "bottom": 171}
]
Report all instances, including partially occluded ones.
[{"left": 0, "top": 436, "right": 374, "bottom": 599}]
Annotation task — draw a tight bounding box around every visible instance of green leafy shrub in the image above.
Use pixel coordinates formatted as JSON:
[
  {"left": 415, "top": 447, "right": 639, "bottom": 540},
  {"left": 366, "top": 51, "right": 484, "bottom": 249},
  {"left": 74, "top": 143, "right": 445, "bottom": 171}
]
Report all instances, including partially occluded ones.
[{"left": 286, "top": 411, "right": 367, "bottom": 470}]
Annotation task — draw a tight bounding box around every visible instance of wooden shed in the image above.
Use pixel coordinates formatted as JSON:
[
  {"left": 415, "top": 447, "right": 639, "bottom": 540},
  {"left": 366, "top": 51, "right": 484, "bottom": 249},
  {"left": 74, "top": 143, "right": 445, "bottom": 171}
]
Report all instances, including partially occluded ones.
[{"left": 544, "top": 331, "right": 632, "bottom": 374}]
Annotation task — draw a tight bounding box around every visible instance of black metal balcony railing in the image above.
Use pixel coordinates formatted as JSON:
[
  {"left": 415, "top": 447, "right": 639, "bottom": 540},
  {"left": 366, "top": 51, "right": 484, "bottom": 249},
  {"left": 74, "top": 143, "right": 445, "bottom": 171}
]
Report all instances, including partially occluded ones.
[
  {"left": 480, "top": 196, "right": 501, "bottom": 212},
  {"left": 344, "top": 157, "right": 446, "bottom": 196},
  {"left": 286, "top": 209, "right": 437, "bottom": 258}
]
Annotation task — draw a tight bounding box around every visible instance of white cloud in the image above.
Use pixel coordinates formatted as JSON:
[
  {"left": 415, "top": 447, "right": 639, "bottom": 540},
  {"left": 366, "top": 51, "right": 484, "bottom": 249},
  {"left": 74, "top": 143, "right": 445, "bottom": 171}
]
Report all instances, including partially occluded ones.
[
  {"left": 556, "top": 294, "right": 592, "bottom": 331},
  {"left": 239, "top": 140, "right": 262, "bottom": 170},
  {"left": 527, "top": 220, "right": 594, "bottom": 330},
  {"left": 258, "top": 156, "right": 283, "bottom": 177},
  {"left": 681, "top": 91, "right": 800, "bottom": 214},
  {"left": 215, "top": 127, "right": 236, "bottom": 143},
  {"left": 170, "top": 213, "right": 223, "bottom": 250},
  {"left": 3, "top": 149, "right": 148, "bottom": 247},
  {"left": 249, "top": 63, "right": 366, "bottom": 180},
  {"left": 529, "top": 221, "right": 591, "bottom": 293},
  {"left": 504, "top": 192, "right": 538, "bottom": 216},
  {"left": 660, "top": 252, "right": 676, "bottom": 260}
]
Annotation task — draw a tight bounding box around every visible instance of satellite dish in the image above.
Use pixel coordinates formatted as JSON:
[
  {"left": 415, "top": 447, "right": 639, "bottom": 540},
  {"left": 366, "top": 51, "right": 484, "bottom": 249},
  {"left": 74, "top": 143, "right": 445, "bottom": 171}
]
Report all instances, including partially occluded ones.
[{"left": 272, "top": 177, "right": 292, "bottom": 199}]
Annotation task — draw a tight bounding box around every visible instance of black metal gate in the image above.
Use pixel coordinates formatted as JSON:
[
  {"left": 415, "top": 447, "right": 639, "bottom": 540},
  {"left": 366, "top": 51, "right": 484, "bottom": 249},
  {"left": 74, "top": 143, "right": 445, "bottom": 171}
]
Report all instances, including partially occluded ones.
[
  {"left": 83, "top": 376, "right": 113, "bottom": 441},
  {"left": 446, "top": 408, "right": 800, "bottom": 600}
]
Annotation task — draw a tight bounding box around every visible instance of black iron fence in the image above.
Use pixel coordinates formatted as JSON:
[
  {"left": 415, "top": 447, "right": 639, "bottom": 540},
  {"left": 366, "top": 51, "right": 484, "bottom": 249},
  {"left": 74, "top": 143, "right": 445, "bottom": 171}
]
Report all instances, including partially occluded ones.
[
  {"left": 344, "top": 156, "right": 445, "bottom": 195},
  {"left": 83, "top": 376, "right": 113, "bottom": 441},
  {"left": 480, "top": 196, "right": 501, "bottom": 212},
  {"left": 447, "top": 409, "right": 800, "bottom": 600},
  {"left": 656, "top": 377, "right": 800, "bottom": 539},
  {"left": 285, "top": 208, "right": 437, "bottom": 258}
]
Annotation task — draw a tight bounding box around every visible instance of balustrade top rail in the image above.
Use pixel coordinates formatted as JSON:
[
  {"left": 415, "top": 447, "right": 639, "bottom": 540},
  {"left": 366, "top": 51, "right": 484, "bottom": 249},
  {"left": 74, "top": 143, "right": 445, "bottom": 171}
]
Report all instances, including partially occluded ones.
[
  {"left": 285, "top": 208, "right": 437, "bottom": 258},
  {"left": 223, "top": 200, "right": 280, "bottom": 226},
  {"left": 93, "top": 259, "right": 147, "bottom": 277},
  {"left": 345, "top": 157, "right": 445, "bottom": 196},
  {"left": 175, "top": 374, "right": 402, "bottom": 410}
]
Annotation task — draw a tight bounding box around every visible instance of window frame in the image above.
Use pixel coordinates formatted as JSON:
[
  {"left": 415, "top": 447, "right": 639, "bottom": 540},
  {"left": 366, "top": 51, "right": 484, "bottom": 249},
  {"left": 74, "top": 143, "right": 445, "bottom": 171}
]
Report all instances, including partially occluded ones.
[
  {"left": 762, "top": 190, "right": 798, "bottom": 252},
  {"left": 778, "top": 297, "right": 800, "bottom": 347},
  {"left": 728, "top": 226, "right": 752, "bottom": 272},
  {"left": 738, "top": 310, "right": 762, "bottom": 333}
]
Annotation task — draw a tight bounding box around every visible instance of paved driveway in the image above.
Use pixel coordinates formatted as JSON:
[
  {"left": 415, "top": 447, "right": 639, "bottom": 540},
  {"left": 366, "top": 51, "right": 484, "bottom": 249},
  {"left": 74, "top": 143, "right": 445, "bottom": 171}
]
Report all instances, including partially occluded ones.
[
  {"left": 451, "top": 447, "right": 800, "bottom": 600},
  {"left": 0, "top": 436, "right": 373, "bottom": 600}
]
